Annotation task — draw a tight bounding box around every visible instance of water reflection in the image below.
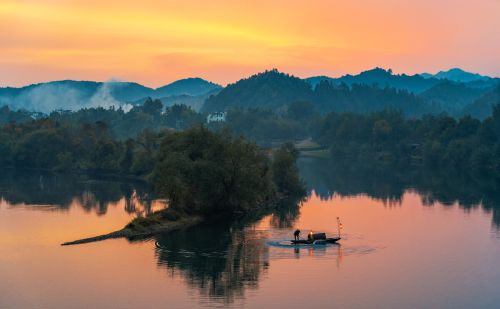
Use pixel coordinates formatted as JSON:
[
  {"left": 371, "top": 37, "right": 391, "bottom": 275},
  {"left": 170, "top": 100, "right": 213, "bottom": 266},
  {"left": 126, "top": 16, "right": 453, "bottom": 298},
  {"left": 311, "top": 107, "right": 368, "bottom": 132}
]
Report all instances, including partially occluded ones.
[
  {"left": 2, "top": 159, "right": 500, "bottom": 306},
  {"left": 298, "top": 158, "right": 500, "bottom": 229},
  {"left": 269, "top": 198, "right": 302, "bottom": 229},
  {"left": 151, "top": 215, "right": 355, "bottom": 305},
  {"left": 153, "top": 220, "right": 269, "bottom": 305},
  {"left": 0, "top": 169, "right": 157, "bottom": 216}
]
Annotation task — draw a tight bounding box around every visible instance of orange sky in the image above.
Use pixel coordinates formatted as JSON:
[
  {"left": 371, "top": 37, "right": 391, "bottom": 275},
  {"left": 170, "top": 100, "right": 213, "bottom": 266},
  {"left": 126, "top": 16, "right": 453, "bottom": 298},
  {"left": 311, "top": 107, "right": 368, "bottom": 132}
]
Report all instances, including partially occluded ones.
[{"left": 1, "top": 0, "right": 499, "bottom": 87}]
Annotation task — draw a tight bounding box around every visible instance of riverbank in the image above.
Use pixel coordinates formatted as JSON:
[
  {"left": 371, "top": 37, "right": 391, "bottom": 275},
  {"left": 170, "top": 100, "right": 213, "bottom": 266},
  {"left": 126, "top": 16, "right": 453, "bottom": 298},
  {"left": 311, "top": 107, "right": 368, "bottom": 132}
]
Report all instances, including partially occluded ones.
[
  {"left": 0, "top": 166, "right": 149, "bottom": 183},
  {"left": 62, "top": 214, "right": 203, "bottom": 246},
  {"left": 293, "top": 139, "right": 330, "bottom": 158}
]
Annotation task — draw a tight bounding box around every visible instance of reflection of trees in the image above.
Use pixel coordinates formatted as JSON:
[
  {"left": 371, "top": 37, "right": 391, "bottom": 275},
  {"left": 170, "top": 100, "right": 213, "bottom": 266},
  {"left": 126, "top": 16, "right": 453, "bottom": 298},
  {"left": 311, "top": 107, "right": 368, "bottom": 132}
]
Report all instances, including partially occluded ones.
[
  {"left": 153, "top": 220, "right": 269, "bottom": 304},
  {"left": 143, "top": 194, "right": 303, "bottom": 304},
  {"left": 0, "top": 170, "right": 155, "bottom": 216},
  {"left": 298, "top": 158, "right": 500, "bottom": 229},
  {"left": 298, "top": 158, "right": 406, "bottom": 205},
  {"left": 270, "top": 197, "right": 302, "bottom": 228}
]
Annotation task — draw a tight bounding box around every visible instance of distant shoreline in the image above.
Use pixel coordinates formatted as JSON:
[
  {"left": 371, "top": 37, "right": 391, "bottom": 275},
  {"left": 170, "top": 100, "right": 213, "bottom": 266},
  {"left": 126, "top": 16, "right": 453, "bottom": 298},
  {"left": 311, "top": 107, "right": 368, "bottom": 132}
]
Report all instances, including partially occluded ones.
[{"left": 0, "top": 166, "right": 149, "bottom": 184}]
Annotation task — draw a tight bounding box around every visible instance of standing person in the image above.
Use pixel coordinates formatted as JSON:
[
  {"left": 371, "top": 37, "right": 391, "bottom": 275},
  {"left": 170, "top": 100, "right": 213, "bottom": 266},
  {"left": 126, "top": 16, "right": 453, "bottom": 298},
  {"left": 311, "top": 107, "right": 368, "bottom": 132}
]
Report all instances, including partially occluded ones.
[{"left": 294, "top": 229, "right": 301, "bottom": 240}]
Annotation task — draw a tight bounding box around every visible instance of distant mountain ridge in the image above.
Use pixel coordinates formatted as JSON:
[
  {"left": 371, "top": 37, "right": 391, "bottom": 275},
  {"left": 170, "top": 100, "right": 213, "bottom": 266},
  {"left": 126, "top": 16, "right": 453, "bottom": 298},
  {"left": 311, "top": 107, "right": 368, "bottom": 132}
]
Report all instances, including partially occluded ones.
[
  {"left": 155, "top": 78, "right": 221, "bottom": 97},
  {"left": 461, "top": 85, "right": 500, "bottom": 119},
  {"left": 203, "top": 69, "right": 312, "bottom": 112},
  {"left": 203, "top": 69, "right": 433, "bottom": 116},
  {"left": 306, "top": 68, "right": 436, "bottom": 93},
  {"left": 420, "top": 68, "right": 491, "bottom": 83},
  {"left": 203, "top": 68, "right": 499, "bottom": 117},
  {"left": 0, "top": 78, "right": 222, "bottom": 112},
  {"left": 306, "top": 67, "right": 496, "bottom": 93},
  {"left": 419, "top": 80, "right": 487, "bottom": 113},
  {"left": 1, "top": 67, "right": 498, "bottom": 117},
  {"left": 134, "top": 87, "right": 222, "bottom": 112}
]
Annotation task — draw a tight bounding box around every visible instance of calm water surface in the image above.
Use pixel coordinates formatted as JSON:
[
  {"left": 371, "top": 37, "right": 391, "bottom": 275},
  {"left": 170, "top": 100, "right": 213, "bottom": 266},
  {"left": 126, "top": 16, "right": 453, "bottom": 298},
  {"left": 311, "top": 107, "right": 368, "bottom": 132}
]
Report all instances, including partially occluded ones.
[{"left": 1, "top": 160, "right": 499, "bottom": 308}]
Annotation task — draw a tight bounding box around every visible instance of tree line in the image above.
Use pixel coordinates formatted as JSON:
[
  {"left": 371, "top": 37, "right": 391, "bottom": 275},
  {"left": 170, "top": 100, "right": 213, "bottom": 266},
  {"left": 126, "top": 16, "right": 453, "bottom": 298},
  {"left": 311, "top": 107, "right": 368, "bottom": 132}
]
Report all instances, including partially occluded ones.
[
  {"left": 1, "top": 98, "right": 203, "bottom": 139},
  {"left": 314, "top": 107, "right": 500, "bottom": 176},
  {"left": 2, "top": 99, "right": 500, "bottom": 177},
  {"left": 0, "top": 118, "right": 306, "bottom": 218}
]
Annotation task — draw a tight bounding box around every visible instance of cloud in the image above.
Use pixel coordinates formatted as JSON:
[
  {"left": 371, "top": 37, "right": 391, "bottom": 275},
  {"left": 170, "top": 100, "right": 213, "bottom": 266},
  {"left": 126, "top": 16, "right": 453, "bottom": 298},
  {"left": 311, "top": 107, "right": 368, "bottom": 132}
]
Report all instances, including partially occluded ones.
[
  {"left": 14, "top": 83, "right": 87, "bottom": 112},
  {"left": 1, "top": 81, "right": 134, "bottom": 113}
]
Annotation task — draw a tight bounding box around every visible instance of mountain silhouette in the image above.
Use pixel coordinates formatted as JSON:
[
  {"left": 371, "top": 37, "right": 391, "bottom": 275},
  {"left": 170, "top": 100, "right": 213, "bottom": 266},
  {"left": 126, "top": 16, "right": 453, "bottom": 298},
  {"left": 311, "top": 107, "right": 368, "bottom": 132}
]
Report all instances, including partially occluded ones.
[
  {"left": 1, "top": 68, "right": 497, "bottom": 115},
  {"left": 0, "top": 78, "right": 220, "bottom": 113},
  {"left": 155, "top": 77, "right": 221, "bottom": 97},
  {"left": 306, "top": 68, "right": 439, "bottom": 93},
  {"left": 203, "top": 69, "right": 434, "bottom": 116},
  {"left": 421, "top": 68, "right": 491, "bottom": 83},
  {"left": 202, "top": 69, "right": 313, "bottom": 112},
  {"left": 420, "top": 80, "right": 487, "bottom": 113},
  {"left": 462, "top": 85, "right": 500, "bottom": 119}
]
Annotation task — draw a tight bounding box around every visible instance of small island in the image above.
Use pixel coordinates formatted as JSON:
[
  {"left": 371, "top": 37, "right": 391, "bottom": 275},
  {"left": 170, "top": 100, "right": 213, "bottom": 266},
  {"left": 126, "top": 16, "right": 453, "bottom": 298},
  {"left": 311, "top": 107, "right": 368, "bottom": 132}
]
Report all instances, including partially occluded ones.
[{"left": 62, "top": 127, "right": 306, "bottom": 245}]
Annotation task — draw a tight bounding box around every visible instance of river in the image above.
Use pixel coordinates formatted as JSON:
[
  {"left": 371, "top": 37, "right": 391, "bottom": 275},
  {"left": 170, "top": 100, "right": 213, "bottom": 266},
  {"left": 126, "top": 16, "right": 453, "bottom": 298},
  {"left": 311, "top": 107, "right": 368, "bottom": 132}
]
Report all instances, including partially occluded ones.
[{"left": 1, "top": 159, "right": 499, "bottom": 308}]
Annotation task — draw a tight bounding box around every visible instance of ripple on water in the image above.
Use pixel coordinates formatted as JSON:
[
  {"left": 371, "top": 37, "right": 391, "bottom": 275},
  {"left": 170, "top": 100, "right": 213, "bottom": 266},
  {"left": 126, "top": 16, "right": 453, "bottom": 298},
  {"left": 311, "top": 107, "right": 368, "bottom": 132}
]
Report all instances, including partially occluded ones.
[
  {"left": 154, "top": 229, "right": 380, "bottom": 263},
  {"left": 262, "top": 228, "right": 380, "bottom": 260},
  {"left": 266, "top": 240, "right": 378, "bottom": 260}
]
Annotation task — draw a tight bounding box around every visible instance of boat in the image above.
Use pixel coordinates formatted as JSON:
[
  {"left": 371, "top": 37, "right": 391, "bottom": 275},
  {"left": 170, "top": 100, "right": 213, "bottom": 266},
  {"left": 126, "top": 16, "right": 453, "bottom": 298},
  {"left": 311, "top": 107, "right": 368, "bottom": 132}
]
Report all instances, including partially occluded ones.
[
  {"left": 291, "top": 237, "right": 341, "bottom": 245},
  {"left": 290, "top": 217, "right": 343, "bottom": 245}
]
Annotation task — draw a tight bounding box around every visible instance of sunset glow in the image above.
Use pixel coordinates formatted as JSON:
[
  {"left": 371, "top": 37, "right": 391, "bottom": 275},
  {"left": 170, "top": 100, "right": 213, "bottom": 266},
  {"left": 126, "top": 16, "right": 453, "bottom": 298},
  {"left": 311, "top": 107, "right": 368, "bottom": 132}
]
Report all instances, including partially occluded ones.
[{"left": 1, "top": 0, "right": 499, "bottom": 87}]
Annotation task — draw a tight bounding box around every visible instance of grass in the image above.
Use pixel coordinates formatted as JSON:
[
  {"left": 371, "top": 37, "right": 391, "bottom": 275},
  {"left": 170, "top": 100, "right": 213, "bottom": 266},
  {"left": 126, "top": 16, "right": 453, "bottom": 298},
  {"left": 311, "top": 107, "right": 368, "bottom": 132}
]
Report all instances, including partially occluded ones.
[
  {"left": 125, "top": 208, "right": 186, "bottom": 230},
  {"left": 294, "top": 139, "right": 322, "bottom": 150},
  {"left": 299, "top": 149, "right": 330, "bottom": 159}
]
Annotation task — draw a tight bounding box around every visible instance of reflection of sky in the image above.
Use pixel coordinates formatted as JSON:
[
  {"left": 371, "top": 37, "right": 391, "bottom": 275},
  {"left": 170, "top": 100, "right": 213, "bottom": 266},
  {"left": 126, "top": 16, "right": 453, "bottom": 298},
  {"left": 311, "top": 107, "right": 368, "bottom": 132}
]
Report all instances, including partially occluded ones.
[
  {"left": 1, "top": 181, "right": 499, "bottom": 308},
  {"left": 3, "top": 1, "right": 499, "bottom": 87},
  {"left": 0, "top": 171, "right": 159, "bottom": 216},
  {"left": 298, "top": 158, "right": 500, "bottom": 229}
]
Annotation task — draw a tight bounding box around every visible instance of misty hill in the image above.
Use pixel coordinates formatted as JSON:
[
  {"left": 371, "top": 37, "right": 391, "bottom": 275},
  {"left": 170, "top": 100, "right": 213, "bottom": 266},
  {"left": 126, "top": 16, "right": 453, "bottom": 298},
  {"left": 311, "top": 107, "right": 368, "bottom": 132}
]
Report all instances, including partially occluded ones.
[
  {"left": 154, "top": 78, "right": 222, "bottom": 97},
  {"left": 0, "top": 78, "right": 220, "bottom": 113},
  {"left": 107, "top": 82, "right": 155, "bottom": 101},
  {"left": 461, "top": 85, "right": 500, "bottom": 120},
  {"left": 203, "top": 70, "right": 435, "bottom": 116},
  {"left": 0, "top": 80, "right": 108, "bottom": 112},
  {"left": 419, "top": 80, "right": 488, "bottom": 114},
  {"left": 0, "top": 80, "right": 101, "bottom": 99},
  {"left": 313, "top": 80, "right": 432, "bottom": 116},
  {"left": 135, "top": 88, "right": 221, "bottom": 112},
  {"left": 308, "top": 67, "right": 497, "bottom": 93},
  {"left": 421, "top": 68, "right": 491, "bottom": 83},
  {"left": 306, "top": 68, "right": 440, "bottom": 93},
  {"left": 1, "top": 69, "right": 497, "bottom": 117},
  {"left": 305, "top": 68, "right": 497, "bottom": 114}
]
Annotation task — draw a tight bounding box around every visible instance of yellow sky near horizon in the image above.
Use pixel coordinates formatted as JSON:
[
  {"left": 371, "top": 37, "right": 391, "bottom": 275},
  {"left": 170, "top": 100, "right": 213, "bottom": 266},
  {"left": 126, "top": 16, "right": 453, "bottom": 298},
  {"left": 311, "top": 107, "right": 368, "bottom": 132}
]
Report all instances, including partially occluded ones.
[{"left": 1, "top": 0, "right": 499, "bottom": 87}]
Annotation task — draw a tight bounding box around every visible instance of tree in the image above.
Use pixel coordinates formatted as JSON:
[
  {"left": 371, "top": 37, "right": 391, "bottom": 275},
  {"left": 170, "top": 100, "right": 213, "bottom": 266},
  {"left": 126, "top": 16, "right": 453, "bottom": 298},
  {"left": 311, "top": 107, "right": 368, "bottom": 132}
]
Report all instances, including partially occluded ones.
[
  {"left": 142, "top": 97, "right": 163, "bottom": 115},
  {"left": 152, "top": 127, "right": 278, "bottom": 216},
  {"left": 287, "top": 101, "right": 316, "bottom": 121},
  {"left": 272, "top": 143, "right": 306, "bottom": 197}
]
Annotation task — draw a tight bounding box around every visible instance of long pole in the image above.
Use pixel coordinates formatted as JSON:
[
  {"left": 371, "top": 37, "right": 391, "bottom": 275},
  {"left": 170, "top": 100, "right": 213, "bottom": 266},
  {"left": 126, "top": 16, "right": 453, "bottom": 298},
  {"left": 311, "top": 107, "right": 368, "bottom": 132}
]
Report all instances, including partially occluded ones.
[{"left": 337, "top": 217, "right": 341, "bottom": 238}]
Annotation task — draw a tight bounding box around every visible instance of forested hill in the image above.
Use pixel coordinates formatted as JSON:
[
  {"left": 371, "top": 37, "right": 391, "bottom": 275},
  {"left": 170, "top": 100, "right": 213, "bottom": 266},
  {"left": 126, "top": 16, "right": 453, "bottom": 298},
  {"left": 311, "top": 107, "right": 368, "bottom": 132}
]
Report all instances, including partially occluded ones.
[
  {"left": 203, "top": 70, "right": 433, "bottom": 116},
  {"left": 0, "top": 78, "right": 221, "bottom": 113},
  {"left": 306, "top": 68, "right": 496, "bottom": 92},
  {"left": 154, "top": 78, "right": 222, "bottom": 97},
  {"left": 203, "top": 69, "right": 313, "bottom": 113},
  {"left": 202, "top": 69, "right": 498, "bottom": 117},
  {"left": 461, "top": 85, "right": 500, "bottom": 120},
  {"left": 421, "top": 68, "right": 491, "bottom": 83},
  {"left": 307, "top": 68, "right": 437, "bottom": 93},
  {"left": 2, "top": 68, "right": 498, "bottom": 118},
  {"left": 419, "top": 81, "right": 487, "bottom": 113}
]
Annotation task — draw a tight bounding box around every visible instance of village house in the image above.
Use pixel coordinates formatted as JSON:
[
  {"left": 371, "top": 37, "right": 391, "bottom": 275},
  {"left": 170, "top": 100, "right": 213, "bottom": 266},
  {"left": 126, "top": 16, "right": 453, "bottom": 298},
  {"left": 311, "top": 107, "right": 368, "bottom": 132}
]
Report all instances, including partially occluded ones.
[{"left": 206, "top": 111, "right": 226, "bottom": 123}]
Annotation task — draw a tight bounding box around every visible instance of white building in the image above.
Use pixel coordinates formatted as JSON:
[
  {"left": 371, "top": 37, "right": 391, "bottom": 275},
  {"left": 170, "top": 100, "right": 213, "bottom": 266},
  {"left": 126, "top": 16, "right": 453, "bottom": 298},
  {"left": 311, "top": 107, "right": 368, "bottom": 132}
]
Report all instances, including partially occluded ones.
[{"left": 207, "top": 112, "right": 226, "bottom": 123}]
